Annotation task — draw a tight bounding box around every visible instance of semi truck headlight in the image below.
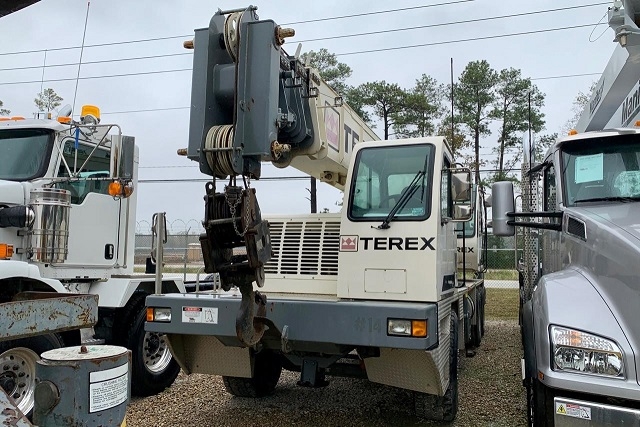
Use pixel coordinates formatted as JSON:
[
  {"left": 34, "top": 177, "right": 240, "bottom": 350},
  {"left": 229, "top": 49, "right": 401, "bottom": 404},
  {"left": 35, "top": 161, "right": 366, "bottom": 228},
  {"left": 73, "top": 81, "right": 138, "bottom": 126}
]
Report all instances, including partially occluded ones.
[
  {"left": 146, "top": 307, "right": 171, "bottom": 322},
  {"left": 551, "top": 326, "right": 623, "bottom": 377}
]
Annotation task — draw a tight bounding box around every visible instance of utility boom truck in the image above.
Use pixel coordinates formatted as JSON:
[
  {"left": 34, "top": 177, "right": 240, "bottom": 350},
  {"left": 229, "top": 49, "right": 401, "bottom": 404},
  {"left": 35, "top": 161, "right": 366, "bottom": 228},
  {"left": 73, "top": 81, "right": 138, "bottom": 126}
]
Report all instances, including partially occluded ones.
[
  {"left": 492, "top": 1, "right": 640, "bottom": 425},
  {"left": 145, "top": 6, "right": 485, "bottom": 421},
  {"left": 0, "top": 106, "right": 184, "bottom": 416}
]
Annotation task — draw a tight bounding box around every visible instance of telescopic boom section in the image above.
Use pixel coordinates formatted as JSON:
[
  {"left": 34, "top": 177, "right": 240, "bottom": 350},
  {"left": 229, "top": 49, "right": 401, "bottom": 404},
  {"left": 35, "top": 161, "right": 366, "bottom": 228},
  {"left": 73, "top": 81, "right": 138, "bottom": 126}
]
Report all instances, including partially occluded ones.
[{"left": 180, "top": 6, "right": 377, "bottom": 346}]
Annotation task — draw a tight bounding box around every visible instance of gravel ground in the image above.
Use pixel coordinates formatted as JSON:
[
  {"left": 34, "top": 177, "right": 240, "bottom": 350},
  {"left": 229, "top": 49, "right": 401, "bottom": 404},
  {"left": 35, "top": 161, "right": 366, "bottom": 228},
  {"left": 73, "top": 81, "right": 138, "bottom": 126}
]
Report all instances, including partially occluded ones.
[{"left": 126, "top": 319, "right": 526, "bottom": 427}]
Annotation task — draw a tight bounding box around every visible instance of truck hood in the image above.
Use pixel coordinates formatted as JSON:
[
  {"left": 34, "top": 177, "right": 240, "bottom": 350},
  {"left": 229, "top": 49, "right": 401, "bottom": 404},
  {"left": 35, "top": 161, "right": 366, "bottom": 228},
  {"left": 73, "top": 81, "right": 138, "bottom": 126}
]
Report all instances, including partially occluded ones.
[
  {"left": 570, "top": 203, "right": 640, "bottom": 385},
  {"left": 0, "top": 179, "right": 26, "bottom": 206}
]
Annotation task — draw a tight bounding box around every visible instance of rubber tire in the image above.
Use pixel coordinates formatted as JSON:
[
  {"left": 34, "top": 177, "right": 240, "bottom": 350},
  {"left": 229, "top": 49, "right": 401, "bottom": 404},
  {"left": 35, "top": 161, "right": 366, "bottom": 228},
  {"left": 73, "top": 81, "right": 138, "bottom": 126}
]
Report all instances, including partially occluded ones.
[
  {"left": 0, "top": 334, "right": 63, "bottom": 417},
  {"left": 126, "top": 300, "right": 180, "bottom": 397},
  {"left": 470, "top": 288, "right": 483, "bottom": 347},
  {"left": 527, "top": 379, "right": 554, "bottom": 427},
  {"left": 479, "top": 286, "right": 486, "bottom": 337},
  {"left": 222, "top": 350, "right": 282, "bottom": 398},
  {"left": 414, "top": 311, "right": 459, "bottom": 422}
]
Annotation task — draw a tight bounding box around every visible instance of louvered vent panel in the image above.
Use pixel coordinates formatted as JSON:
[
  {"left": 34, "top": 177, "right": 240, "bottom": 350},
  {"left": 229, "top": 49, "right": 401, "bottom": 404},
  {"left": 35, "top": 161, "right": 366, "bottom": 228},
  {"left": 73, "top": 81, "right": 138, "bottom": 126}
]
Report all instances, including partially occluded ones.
[
  {"left": 566, "top": 216, "right": 586, "bottom": 240},
  {"left": 264, "top": 221, "right": 283, "bottom": 274},
  {"left": 265, "top": 218, "right": 340, "bottom": 276}
]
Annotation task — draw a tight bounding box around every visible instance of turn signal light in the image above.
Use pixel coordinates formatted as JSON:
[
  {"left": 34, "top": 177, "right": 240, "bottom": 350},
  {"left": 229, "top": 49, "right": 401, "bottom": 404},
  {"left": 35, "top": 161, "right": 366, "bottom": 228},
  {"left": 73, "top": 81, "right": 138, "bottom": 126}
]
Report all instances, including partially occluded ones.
[
  {"left": 0, "top": 244, "right": 14, "bottom": 259},
  {"left": 411, "top": 320, "right": 428, "bottom": 337},
  {"left": 108, "top": 181, "right": 134, "bottom": 198}
]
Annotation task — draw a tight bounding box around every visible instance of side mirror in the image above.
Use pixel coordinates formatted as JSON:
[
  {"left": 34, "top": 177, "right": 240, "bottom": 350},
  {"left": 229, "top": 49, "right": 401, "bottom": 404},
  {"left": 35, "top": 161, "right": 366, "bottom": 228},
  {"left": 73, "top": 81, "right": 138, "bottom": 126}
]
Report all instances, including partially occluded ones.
[
  {"left": 451, "top": 170, "right": 472, "bottom": 203},
  {"left": 453, "top": 203, "right": 472, "bottom": 221},
  {"left": 111, "top": 135, "right": 135, "bottom": 180},
  {"left": 491, "top": 181, "right": 515, "bottom": 236}
]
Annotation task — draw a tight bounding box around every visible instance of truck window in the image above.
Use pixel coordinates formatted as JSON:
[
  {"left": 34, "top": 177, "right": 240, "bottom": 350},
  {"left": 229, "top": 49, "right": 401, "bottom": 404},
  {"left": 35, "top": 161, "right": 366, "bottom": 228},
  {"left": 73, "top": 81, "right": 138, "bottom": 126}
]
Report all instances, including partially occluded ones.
[
  {"left": 562, "top": 135, "right": 640, "bottom": 205},
  {"left": 348, "top": 144, "right": 434, "bottom": 221},
  {"left": 441, "top": 158, "right": 452, "bottom": 220},
  {"left": 0, "top": 128, "right": 53, "bottom": 181},
  {"left": 455, "top": 184, "right": 475, "bottom": 237},
  {"left": 56, "top": 139, "right": 111, "bottom": 204}
]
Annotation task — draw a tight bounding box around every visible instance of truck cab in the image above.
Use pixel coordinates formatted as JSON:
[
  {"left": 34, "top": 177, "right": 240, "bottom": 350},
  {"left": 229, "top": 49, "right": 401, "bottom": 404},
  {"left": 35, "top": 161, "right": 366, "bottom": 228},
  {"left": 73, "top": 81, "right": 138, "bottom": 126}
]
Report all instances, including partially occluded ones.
[
  {"left": 0, "top": 110, "right": 183, "bottom": 415},
  {"left": 492, "top": 129, "right": 640, "bottom": 425}
]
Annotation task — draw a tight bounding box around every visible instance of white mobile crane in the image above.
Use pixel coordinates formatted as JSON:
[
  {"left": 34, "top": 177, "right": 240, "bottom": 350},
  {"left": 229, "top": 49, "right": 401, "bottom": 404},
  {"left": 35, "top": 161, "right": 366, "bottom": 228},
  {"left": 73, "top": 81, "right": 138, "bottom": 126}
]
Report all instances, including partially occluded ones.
[
  {"left": 145, "top": 6, "right": 485, "bottom": 421},
  {"left": 491, "top": 1, "right": 640, "bottom": 425},
  {"left": 0, "top": 107, "right": 185, "bottom": 416}
]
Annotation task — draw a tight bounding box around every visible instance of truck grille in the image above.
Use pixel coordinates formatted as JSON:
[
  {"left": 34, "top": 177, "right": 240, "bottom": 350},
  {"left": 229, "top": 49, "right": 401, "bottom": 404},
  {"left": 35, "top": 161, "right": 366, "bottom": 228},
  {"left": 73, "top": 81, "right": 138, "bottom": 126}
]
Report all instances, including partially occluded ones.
[{"left": 265, "top": 216, "right": 340, "bottom": 276}]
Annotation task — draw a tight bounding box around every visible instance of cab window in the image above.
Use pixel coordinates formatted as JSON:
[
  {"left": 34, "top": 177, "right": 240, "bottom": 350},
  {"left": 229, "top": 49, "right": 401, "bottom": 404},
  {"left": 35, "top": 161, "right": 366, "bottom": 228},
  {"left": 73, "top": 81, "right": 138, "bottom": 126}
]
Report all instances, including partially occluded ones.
[{"left": 56, "top": 139, "right": 111, "bottom": 204}]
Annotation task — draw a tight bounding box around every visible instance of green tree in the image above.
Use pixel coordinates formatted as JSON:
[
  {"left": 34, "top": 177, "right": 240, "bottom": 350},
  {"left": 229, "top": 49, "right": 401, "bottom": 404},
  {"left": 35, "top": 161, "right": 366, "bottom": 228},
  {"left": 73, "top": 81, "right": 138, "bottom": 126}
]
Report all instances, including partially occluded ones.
[
  {"left": 394, "top": 74, "right": 444, "bottom": 138},
  {"left": 453, "top": 60, "right": 498, "bottom": 183},
  {"left": 356, "top": 81, "right": 407, "bottom": 140},
  {"left": 562, "top": 81, "right": 597, "bottom": 134},
  {"left": 491, "top": 68, "right": 545, "bottom": 181},
  {"left": 301, "top": 49, "right": 370, "bottom": 124},
  {"left": 437, "top": 114, "right": 470, "bottom": 159},
  {"left": 0, "top": 100, "right": 9, "bottom": 116},
  {"left": 34, "top": 88, "right": 63, "bottom": 112},
  {"left": 301, "top": 48, "right": 352, "bottom": 95}
]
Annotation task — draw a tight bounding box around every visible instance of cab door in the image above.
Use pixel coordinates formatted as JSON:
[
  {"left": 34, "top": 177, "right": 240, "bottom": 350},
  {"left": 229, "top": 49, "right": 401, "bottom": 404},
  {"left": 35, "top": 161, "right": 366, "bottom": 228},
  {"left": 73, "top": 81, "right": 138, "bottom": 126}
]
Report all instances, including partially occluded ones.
[{"left": 55, "top": 138, "right": 122, "bottom": 268}]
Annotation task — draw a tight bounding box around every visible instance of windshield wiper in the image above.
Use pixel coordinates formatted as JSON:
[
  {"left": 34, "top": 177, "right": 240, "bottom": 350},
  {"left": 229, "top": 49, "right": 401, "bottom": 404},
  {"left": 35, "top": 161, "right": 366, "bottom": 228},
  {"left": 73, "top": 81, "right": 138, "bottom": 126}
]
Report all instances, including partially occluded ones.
[
  {"left": 574, "top": 196, "right": 640, "bottom": 204},
  {"left": 375, "top": 170, "right": 425, "bottom": 230}
]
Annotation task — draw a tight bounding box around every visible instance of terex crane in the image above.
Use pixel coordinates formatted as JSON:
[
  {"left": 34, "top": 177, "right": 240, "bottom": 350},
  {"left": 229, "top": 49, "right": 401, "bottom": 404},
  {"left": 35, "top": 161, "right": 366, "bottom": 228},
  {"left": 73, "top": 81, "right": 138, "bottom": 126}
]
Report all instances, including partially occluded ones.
[
  {"left": 146, "top": 6, "right": 485, "bottom": 421},
  {"left": 492, "top": 1, "right": 640, "bottom": 425}
]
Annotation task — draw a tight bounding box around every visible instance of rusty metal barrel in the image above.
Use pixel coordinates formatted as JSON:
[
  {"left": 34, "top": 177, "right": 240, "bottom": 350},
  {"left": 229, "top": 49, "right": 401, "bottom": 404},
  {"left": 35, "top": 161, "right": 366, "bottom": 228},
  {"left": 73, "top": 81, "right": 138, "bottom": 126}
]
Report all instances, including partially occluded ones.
[
  {"left": 33, "top": 345, "right": 130, "bottom": 427},
  {"left": 28, "top": 188, "right": 71, "bottom": 264}
]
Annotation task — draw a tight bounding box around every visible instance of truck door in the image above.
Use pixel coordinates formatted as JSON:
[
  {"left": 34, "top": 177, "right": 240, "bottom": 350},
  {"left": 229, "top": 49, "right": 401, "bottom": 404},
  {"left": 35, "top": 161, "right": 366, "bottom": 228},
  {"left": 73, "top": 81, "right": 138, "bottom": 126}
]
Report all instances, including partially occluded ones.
[{"left": 55, "top": 138, "right": 121, "bottom": 268}]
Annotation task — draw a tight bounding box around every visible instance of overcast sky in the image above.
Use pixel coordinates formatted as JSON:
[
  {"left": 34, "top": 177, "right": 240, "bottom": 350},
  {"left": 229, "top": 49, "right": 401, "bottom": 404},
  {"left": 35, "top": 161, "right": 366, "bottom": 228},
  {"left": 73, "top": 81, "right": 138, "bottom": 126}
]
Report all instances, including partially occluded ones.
[{"left": 0, "top": 0, "right": 615, "bottom": 230}]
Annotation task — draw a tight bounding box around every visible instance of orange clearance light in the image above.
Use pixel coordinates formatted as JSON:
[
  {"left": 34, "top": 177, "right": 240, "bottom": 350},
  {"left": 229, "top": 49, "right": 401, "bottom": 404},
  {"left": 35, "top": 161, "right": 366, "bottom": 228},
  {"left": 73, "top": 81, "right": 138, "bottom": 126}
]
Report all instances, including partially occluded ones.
[
  {"left": 634, "top": 120, "right": 640, "bottom": 127},
  {"left": 146, "top": 307, "right": 154, "bottom": 322},
  {"left": 411, "top": 320, "right": 428, "bottom": 337},
  {"left": 108, "top": 181, "right": 123, "bottom": 197},
  {"left": 0, "top": 117, "right": 9, "bottom": 121},
  {"left": 80, "top": 104, "right": 101, "bottom": 121},
  {"left": 10, "top": 116, "right": 25, "bottom": 121},
  {"left": 568, "top": 129, "right": 578, "bottom": 136},
  {"left": 0, "top": 244, "right": 14, "bottom": 259},
  {"left": 57, "top": 116, "right": 72, "bottom": 124}
]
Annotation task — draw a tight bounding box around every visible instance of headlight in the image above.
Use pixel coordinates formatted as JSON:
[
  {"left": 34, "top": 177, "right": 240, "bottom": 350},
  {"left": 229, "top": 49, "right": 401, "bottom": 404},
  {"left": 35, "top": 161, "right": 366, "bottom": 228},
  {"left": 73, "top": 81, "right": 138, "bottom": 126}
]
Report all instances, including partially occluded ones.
[
  {"left": 551, "top": 326, "right": 623, "bottom": 377},
  {"left": 387, "top": 319, "right": 427, "bottom": 337},
  {"left": 146, "top": 307, "right": 171, "bottom": 322}
]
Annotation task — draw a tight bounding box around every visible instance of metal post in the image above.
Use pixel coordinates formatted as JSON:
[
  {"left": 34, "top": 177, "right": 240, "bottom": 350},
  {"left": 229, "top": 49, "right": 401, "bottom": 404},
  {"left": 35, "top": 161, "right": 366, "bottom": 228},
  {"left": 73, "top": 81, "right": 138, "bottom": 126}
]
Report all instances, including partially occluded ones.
[
  {"left": 154, "top": 212, "right": 166, "bottom": 295},
  {"left": 183, "top": 227, "right": 190, "bottom": 283}
]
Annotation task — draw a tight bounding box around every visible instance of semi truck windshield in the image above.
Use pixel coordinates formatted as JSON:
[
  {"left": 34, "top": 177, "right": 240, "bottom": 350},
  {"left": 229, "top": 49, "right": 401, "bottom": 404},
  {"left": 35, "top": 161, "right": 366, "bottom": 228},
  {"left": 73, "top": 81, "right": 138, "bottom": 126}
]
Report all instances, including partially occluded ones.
[
  {"left": 563, "top": 135, "right": 640, "bottom": 205},
  {"left": 0, "top": 129, "right": 52, "bottom": 181}
]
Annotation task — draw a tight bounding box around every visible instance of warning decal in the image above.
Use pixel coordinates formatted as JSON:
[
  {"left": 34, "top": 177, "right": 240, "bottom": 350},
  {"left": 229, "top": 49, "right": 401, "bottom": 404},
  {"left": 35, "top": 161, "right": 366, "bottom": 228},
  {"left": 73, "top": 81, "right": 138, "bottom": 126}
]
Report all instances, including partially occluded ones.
[
  {"left": 555, "top": 402, "right": 591, "bottom": 420},
  {"left": 89, "top": 363, "right": 128, "bottom": 413},
  {"left": 182, "top": 306, "right": 218, "bottom": 324}
]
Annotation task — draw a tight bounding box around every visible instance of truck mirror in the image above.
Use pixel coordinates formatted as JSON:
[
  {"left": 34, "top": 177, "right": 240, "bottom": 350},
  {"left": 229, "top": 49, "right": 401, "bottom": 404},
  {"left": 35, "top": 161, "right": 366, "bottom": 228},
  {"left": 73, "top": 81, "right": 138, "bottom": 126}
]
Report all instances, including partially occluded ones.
[
  {"left": 451, "top": 170, "right": 472, "bottom": 203},
  {"left": 491, "top": 182, "right": 515, "bottom": 236},
  {"left": 452, "top": 203, "right": 472, "bottom": 221},
  {"left": 111, "top": 135, "right": 135, "bottom": 180}
]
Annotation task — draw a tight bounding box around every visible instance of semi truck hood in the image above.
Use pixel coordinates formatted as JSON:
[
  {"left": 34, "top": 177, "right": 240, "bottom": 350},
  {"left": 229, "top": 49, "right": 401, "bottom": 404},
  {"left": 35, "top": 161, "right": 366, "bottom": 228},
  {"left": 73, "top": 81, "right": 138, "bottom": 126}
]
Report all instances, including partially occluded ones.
[
  {"left": 0, "top": 179, "right": 26, "bottom": 205},
  {"left": 571, "top": 203, "right": 640, "bottom": 385}
]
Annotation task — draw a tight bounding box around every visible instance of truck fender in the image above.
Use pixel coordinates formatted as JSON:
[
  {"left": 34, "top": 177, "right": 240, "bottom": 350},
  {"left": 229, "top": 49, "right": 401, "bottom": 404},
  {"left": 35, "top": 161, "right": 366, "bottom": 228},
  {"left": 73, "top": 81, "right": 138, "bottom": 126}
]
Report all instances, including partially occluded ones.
[
  {"left": 530, "top": 267, "right": 631, "bottom": 380},
  {"left": 0, "top": 260, "right": 67, "bottom": 294}
]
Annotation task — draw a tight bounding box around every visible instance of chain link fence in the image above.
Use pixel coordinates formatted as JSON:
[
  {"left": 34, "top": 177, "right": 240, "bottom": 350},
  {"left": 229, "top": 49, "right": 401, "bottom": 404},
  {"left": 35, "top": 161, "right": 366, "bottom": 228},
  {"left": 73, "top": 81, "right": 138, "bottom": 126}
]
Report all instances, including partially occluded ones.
[{"left": 134, "top": 221, "right": 520, "bottom": 289}]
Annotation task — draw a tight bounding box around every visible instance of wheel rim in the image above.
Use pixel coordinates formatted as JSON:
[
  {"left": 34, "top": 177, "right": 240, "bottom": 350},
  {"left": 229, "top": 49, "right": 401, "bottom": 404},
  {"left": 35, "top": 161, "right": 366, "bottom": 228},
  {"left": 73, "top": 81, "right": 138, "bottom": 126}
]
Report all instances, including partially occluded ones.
[
  {"left": 0, "top": 347, "right": 39, "bottom": 415},
  {"left": 143, "top": 331, "right": 173, "bottom": 374}
]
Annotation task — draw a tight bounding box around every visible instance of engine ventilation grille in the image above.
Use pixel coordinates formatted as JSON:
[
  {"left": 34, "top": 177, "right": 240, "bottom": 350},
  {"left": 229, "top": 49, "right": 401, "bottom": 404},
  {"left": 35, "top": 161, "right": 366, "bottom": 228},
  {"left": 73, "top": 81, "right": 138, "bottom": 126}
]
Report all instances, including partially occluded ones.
[
  {"left": 566, "top": 216, "right": 586, "bottom": 240},
  {"left": 265, "top": 217, "right": 340, "bottom": 276}
]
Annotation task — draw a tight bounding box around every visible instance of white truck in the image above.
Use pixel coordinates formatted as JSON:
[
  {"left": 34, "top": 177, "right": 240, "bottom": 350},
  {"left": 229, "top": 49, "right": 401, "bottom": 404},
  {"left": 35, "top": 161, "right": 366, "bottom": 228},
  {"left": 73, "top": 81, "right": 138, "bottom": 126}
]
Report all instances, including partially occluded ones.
[
  {"left": 491, "top": 1, "right": 640, "bottom": 425},
  {"left": 145, "top": 6, "right": 485, "bottom": 422},
  {"left": 0, "top": 106, "right": 184, "bottom": 415}
]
